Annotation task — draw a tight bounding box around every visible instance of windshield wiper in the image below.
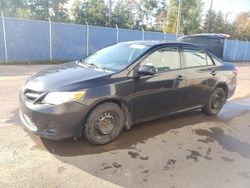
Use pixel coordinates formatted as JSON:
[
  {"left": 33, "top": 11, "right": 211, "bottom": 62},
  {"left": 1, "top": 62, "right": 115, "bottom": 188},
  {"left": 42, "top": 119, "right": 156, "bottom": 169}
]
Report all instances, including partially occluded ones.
[
  {"left": 88, "top": 63, "right": 103, "bottom": 69},
  {"left": 78, "top": 60, "right": 107, "bottom": 71}
]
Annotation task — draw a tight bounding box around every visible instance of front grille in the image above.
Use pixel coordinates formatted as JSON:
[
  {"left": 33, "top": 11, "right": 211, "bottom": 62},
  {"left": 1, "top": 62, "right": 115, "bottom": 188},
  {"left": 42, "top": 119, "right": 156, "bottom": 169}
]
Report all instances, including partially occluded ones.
[{"left": 23, "top": 89, "right": 45, "bottom": 103}]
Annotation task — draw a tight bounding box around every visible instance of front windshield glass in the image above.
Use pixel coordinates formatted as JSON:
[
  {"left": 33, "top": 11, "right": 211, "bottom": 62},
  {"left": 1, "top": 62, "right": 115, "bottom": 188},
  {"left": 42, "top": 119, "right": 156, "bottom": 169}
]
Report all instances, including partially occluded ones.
[{"left": 82, "top": 43, "right": 150, "bottom": 72}]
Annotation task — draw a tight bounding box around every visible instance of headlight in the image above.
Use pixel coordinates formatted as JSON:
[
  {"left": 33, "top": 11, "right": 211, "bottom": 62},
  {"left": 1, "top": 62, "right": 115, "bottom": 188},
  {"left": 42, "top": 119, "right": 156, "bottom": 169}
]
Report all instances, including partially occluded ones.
[{"left": 42, "top": 91, "right": 86, "bottom": 105}]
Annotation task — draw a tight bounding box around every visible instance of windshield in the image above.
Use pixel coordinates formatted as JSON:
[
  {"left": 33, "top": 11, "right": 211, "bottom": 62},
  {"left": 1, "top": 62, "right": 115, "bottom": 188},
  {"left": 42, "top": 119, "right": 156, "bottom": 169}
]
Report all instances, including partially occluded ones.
[{"left": 82, "top": 43, "right": 150, "bottom": 72}]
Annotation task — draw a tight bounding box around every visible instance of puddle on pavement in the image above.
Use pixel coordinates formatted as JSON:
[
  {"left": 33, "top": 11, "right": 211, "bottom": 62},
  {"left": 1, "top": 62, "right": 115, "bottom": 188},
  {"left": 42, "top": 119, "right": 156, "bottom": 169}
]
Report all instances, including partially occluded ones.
[
  {"left": 128, "top": 151, "right": 139, "bottom": 159},
  {"left": 186, "top": 150, "right": 202, "bottom": 162},
  {"left": 127, "top": 150, "right": 149, "bottom": 160},
  {"left": 142, "top": 170, "right": 149, "bottom": 174},
  {"left": 206, "top": 148, "right": 212, "bottom": 155},
  {"left": 194, "top": 127, "right": 250, "bottom": 159},
  {"left": 221, "top": 156, "right": 234, "bottom": 162},
  {"left": 163, "top": 159, "right": 177, "bottom": 170}
]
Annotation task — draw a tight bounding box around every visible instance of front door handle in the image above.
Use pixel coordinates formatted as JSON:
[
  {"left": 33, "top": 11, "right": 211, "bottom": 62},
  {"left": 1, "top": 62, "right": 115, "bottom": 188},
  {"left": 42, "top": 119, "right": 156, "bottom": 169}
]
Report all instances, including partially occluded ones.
[
  {"left": 176, "top": 75, "right": 185, "bottom": 81},
  {"left": 211, "top": 70, "right": 217, "bottom": 76}
]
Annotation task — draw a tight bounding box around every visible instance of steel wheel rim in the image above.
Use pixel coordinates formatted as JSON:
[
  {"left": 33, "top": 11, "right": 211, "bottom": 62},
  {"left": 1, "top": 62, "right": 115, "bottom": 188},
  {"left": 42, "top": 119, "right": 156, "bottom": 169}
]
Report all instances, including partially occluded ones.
[
  {"left": 95, "top": 111, "right": 117, "bottom": 139},
  {"left": 211, "top": 91, "right": 223, "bottom": 110}
]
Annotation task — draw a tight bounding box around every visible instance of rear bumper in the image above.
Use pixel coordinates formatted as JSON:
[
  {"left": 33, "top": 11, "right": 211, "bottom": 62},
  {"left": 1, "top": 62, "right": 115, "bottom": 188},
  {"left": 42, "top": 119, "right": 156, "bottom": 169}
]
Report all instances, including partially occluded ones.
[{"left": 19, "top": 94, "right": 88, "bottom": 140}]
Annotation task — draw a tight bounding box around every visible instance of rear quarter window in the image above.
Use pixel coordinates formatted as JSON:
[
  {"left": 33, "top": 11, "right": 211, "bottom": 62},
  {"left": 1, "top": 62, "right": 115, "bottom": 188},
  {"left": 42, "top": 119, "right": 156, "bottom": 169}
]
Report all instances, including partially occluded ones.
[{"left": 183, "top": 48, "right": 207, "bottom": 68}]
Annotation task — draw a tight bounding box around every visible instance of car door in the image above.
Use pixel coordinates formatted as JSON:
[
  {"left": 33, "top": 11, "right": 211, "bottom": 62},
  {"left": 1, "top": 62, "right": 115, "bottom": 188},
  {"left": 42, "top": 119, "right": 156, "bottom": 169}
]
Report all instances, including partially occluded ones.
[
  {"left": 181, "top": 46, "right": 218, "bottom": 108},
  {"left": 132, "top": 46, "right": 186, "bottom": 121}
]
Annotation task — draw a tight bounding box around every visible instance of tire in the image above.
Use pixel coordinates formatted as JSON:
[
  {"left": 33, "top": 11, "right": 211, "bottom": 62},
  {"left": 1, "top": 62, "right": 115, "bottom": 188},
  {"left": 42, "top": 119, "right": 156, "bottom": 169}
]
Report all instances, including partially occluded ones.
[
  {"left": 84, "top": 102, "right": 125, "bottom": 145},
  {"left": 203, "top": 87, "right": 226, "bottom": 116}
]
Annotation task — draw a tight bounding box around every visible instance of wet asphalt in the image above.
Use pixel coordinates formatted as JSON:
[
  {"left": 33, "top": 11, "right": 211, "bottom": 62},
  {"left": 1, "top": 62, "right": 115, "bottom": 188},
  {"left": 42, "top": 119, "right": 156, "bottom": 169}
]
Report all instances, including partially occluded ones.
[{"left": 0, "top": 63, "right": 250, "bottom": 188}]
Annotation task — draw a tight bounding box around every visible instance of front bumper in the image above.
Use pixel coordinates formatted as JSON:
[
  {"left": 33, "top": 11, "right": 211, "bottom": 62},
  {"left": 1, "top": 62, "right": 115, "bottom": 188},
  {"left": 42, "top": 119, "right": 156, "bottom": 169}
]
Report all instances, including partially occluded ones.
[
  {"left": 227, "top": 76, "right": 237, "bottom": 99},
  {"left": 19, "top": 94, "right": 88, "bottom": 140}
]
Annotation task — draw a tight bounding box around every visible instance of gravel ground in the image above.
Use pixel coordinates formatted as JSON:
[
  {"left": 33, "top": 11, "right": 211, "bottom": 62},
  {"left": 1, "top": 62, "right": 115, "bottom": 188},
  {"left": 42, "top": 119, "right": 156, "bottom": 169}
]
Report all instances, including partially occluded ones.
[{"left": 0, "top": 63, "right": 250, "bottom": 188}]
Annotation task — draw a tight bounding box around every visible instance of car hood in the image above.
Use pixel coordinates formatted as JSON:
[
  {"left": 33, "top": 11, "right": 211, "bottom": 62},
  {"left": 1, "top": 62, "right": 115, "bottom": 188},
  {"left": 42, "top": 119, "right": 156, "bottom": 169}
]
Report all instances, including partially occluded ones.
[{"left": 24, "top": 62, "right": 112, "bottom": 92}]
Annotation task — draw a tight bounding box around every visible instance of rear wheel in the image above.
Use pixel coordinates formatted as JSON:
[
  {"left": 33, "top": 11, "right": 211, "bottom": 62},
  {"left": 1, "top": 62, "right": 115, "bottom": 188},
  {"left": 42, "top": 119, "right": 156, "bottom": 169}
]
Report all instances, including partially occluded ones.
[
  {"left": 203, "top": 87, "right": 226, "bottom": 116},
  {"left": 84, "top": 103, "right": 124, "bottom": 145}
]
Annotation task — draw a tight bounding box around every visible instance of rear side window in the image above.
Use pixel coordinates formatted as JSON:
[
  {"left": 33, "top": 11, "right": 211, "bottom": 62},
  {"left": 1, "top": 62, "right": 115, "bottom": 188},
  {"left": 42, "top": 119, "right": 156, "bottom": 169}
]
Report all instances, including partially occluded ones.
[
  {"left": 141, "top": 47, "right": 180, "bottom": 73},
  {"left": 183, "top": 48, "right": 207, "bottom": 68}
]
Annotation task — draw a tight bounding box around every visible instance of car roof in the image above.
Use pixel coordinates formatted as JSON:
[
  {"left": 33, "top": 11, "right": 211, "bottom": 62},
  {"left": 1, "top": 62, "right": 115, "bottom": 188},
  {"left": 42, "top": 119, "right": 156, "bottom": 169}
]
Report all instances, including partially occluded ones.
[{"left": 120, "top": 40, "right": 220, "bottom": 61}]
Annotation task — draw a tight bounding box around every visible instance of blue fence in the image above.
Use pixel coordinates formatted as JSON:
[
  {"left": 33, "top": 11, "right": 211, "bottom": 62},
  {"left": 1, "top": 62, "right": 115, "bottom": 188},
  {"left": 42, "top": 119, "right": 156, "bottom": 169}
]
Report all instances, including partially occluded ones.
[
  {"left": 52, "top": 22, "right": 87, "bottom": 60},
  {"left": 0, "top": 16, "right": 249, "bottom": 62},
  {"left": 0, "top": 17, "right": 177, "bottom": 62},
  {"left": 5, "top": 17, "right": 50, "bottom": 61},
  {"left": 223, "top": 39, "right": 250, "bottom": 62}
]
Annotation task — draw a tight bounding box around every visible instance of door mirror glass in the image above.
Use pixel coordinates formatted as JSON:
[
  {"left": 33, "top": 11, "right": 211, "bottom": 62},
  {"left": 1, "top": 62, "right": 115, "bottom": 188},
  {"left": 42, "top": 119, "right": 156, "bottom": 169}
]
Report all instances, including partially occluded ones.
[{"left": 137, "top": 65, "right": 156, "bottom": 76}]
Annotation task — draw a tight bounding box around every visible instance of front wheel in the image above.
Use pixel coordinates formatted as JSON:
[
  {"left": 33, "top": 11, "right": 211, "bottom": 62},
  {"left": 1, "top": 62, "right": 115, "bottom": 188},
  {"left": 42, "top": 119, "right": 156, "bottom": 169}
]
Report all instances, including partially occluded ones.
[
  {"left": 203, "top": 87, "right": 226, "bottom": 116},
  {"left": 84, "top": 103, "right": 125, "bottom": 145}
]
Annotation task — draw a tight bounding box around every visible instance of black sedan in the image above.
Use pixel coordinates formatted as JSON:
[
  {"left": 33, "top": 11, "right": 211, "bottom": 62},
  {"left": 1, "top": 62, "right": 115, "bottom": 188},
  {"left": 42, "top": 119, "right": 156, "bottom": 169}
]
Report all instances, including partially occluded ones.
[{"left": 19, "top": 41, "right": 237, "bottom": 145}]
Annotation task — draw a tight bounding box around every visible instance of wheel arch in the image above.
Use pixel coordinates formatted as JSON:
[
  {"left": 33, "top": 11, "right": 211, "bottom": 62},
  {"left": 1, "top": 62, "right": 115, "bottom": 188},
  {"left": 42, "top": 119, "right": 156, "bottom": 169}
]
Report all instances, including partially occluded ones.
[{"left": 215, "top": 82, "right": 228, "bottom": 97}]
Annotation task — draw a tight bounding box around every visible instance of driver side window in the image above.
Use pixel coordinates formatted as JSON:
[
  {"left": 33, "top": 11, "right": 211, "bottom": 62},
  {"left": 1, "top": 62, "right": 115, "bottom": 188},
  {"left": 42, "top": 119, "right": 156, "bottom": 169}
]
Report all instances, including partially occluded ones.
[{"left": 141, "top": 47, "right": 180, "bottom": 73}]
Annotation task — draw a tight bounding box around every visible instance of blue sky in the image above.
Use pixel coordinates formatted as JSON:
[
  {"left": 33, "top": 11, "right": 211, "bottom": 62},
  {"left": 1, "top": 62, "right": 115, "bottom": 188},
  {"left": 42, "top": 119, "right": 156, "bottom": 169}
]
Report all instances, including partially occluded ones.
[{"left": 203, "top": 0, "right": 250, "bottom": 21}]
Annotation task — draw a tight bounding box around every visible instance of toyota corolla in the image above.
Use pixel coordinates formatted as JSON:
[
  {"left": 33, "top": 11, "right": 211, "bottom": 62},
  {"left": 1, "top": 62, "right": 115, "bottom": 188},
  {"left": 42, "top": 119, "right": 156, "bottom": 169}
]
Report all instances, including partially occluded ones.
[{"left": 19, "top": 41, "right": 237, "bottom": 145}]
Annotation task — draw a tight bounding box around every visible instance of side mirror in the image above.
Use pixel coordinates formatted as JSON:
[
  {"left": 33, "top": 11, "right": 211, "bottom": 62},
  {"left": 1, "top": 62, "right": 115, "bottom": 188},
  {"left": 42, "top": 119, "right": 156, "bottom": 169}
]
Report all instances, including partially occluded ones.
[{"left": 137, "top": 65, "right": 156, "bottom": 76}]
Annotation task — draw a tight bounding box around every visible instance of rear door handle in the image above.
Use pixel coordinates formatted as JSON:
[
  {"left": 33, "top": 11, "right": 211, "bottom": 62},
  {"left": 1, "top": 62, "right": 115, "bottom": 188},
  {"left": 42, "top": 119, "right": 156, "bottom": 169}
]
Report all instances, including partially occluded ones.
[
  {"left": 176, "top": 75, "right": 185, "bottom": 81},
  {"left": 211, "top": 70, "right": 217, "bottom": 76}
]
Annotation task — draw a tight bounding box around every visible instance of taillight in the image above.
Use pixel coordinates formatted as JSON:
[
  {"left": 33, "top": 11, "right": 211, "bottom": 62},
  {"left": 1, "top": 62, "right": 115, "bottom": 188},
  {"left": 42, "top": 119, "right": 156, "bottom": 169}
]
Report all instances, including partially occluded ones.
[{"left": 233, "top": 68, "right": 238, "bottom": 76}]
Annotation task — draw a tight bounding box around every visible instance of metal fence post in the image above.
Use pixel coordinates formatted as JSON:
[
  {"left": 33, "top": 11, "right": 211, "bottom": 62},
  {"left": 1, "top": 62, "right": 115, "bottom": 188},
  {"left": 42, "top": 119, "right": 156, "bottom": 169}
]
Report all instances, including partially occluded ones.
[
  {"left": 233, "top": 39, "right": 238, "bottom": 61},
  {"left": 243, "top": 40, "right": 249, "bottom": 62},
  {"left": 141, "top": 27, "right": 144, "bottom": 40},
  {"left": 1, "top": 12, "right": 8, "bottom": 62},
  {"left": 86, "top": 22, "right": 89, "bottom": 56},
  {"left": 48, "top": 18, "right": 52, "bottom": 61},
  {"left": 223, "top": 38, "right": 227, "bottom": 61},
  {"left": 115, "top": 24, "right": 119, "bottom": 43}
]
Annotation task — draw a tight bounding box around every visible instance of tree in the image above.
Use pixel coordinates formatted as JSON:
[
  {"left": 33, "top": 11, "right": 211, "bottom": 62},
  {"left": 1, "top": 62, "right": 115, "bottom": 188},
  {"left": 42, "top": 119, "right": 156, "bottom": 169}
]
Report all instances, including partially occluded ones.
[
  {"left": 28, "top": 0, "right": 49, "bottom": 20},
  {"left": 49, "top": 0, "right": 70, "bottom": 22},
  {"left": 203, "top": 10, "right": 216, "bottom": 33},
  {"left": 223, "top": 12, "right": 236, "bottom": 36},
  {"left": 202, "top": 10, "right": 250, "bottom": 40},
  {"left": 112, "top": 0, "right": 134, "bottom": 28},
  {"left": 28, "top": 0, "right": 69, "bottom": 22},
  {"left": 233, "top": 12, "right": 250, "bottom": 40},
  {"left": 214, "top": 11, "right": 225, "bottom": 33},
  {"left": 164, "top": 0, "right": 203, "bottom": 35},
  {"left": 15, "top": 7, "right": 31, "bottom": 18},
  {"left": 203, "top": 10, "right": 224, "bottom": 33},
  {"left": 0, "top": 0, "right": 30, "bottom": 18},
  {"left": 71, "top": 0, "right": 108, "bottom": 26},
  {"left": 154, "top": 0, "right": 168, "bottom": 31},
  {"left": 135, "top": 0, "right": 158, "bottom": 30}
]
